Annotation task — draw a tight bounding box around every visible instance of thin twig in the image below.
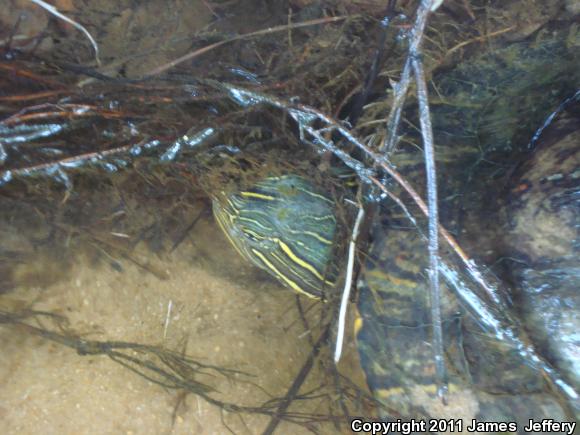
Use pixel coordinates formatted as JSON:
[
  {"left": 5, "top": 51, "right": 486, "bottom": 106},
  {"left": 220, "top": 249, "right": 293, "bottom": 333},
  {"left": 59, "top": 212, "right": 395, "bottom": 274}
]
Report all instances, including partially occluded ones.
[
  {"left": 28, "top": 0, "right": 101, "bottom": 65},
  {"left": 261, "top": 329, "right": 330, "bottom": 435},
  {"left": 459, "top": 0, "right": 476, "bottom": 20},
  {"left": 381, "top": 0, "right": 434, "bottom": 154},
  {"left": 1, "top": 104, "right": 130, "bottom": 125},
  {"left": 371, "top": 162, "right": 505, "bottom": 307},
  {"left": 382, "top": 56, "right": 413, "bottom": 153},
  {"left": 334, "top": 204, "right": 365, "bottom": 363},
  {"left": 170, "top": 208, "right": 209, "bottom": 253},
  {"left": 144, "top": 16, "right": 347, "bottom": 77},
  {"left": 163, "top": 299, "right": 173, "bottom": 340},
  {"left": 0, "top": 63, "right": 66, "bottom": 87},
  {"left": 0, "top": 90, "right": 68, "bottom": 101},
  {"left": 412, "top": 51, "right": 447, "bottom": 400},
  {"left": 444, "top": 26, "right": 515, "bottom": 58},
  {"left": 0, "top": 142, "right": 134, "bottom": 183}
]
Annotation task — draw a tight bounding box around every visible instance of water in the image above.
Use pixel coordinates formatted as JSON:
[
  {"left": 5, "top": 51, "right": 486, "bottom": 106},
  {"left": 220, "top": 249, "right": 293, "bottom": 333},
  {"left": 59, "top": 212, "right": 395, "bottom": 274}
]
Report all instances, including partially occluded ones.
[{"left": 0, "top": 185, "right": 366, "bottom": 434}]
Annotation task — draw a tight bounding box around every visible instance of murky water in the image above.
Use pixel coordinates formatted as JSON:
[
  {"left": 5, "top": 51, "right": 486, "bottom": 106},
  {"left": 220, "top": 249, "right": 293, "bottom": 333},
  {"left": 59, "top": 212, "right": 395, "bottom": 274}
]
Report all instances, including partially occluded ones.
[
  {"left": 1, "top": 0, "right": 579, "bottom": 433},
  {"left": 0, "top": 188, "right": 367, "bottom": 434}
]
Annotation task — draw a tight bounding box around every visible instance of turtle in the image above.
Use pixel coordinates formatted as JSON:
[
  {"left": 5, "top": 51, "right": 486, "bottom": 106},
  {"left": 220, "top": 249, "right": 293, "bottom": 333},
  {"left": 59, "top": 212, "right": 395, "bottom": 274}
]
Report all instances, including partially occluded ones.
[
  {"left": 210, "top": 142, "right": 578, "bottom": 430},
  {"left": 210, "top": 34, "right": 580, "bottom": 431}
]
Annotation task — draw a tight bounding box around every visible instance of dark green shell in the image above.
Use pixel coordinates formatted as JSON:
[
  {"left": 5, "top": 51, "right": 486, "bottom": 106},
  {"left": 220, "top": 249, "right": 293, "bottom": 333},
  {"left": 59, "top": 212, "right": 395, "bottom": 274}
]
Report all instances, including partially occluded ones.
[
  {"left": 356, "top": 35, "right": 580, "bottom": 433},
  {"left": 355, "top": 212, "right": 568, "bottom": 424},
  {"left": 212, "top": 175, "right": 337, "bottom": 299},
  {"left": 354, "top": 36, "right": 579, "bottom": 427}
]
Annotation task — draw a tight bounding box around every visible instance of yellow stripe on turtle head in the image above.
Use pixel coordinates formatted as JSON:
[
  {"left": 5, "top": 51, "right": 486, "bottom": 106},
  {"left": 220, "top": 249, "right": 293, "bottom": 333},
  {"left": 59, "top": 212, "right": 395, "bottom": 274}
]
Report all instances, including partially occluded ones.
[
  {"left": 250, "top": 248, "right": 319, "bottom": 299},
  {"left": 240, "top": 191, "right": 275, "bottom": 201},
  {"left": 277, "top": 239, "right": 326, "bottom": 281},
  {"left": 212, "top": 175, "right": 337, "bottom": 299}
]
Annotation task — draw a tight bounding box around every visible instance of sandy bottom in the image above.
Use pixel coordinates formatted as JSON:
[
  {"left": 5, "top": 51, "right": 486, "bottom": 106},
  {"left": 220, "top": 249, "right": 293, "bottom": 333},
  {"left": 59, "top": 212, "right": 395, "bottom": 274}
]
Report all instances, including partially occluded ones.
[{"left": 0, "top": 207, "right": 367, "bottom": 434}]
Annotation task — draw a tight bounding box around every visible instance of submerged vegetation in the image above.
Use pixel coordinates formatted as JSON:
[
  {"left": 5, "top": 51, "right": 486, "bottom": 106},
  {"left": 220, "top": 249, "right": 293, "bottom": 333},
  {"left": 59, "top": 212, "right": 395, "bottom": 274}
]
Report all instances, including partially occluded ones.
[{"left": 0, "top": 0, "right": 578, "bottom": 433}]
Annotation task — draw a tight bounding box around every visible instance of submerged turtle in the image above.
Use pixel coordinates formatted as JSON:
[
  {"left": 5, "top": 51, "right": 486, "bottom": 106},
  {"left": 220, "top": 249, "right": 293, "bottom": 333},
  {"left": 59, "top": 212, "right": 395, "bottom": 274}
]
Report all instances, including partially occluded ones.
[
  {"left": 211, "top": 132, "right": 578, "bottom": 428},
  {"left": 211, "top": 39, "right": 580, "bottom": 431}
]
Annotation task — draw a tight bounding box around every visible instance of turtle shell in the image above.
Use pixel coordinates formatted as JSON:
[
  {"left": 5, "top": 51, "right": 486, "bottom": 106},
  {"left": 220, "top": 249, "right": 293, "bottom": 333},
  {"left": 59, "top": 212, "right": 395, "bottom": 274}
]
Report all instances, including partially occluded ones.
[
  {"left": 355, "top": 202, "right": 569, "bottom": 426},
  {"left": 355, "top": 37, "right": 579, "bottom": 427}
]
